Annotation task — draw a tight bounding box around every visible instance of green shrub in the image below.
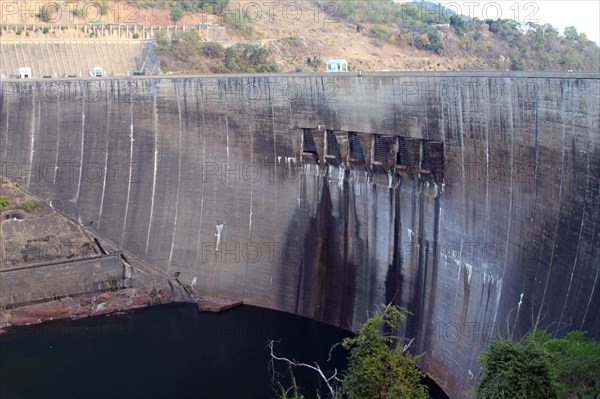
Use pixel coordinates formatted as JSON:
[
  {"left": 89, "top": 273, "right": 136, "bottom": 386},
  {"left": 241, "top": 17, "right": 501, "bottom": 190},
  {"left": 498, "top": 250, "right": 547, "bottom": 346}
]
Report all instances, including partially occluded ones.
[
  {"left": 21, "top": 199, "right": 38, "bottom": 213},
  {"left": 221, "top": 44, "right": 279, "bottom": 73},
  {"left": 370, "top": 24, "right": 392, "bottom": 41},
  {"left": 283, "top": 36, "right": 303, "bottom": 47},
  {"left": 132, "top": 32, "right": 140, "bottom": 39},
  {"left": 38, "top": 6, "right": 57, "bottom": 23},
  {"left": 201, "top": 42, "right": 225, "bottom": 59},
  {"left": 225, "top": 13, "right": 253, "bottom": 38},
  {"left": 478, "top": 332, "right": 558, "bottom": 399},
  {"left": 306, "top": 54, "right": 323, "bottom": 70},
  {"left": 156, "top": 30, "right": 278, "bottom": 74},
  {"left": 73, "top": 7, "right": 86, "bottom": 19},
  {"left": 0, "top": 195, "right": 9, "bottom": 212},
  {"left": 153, "top": 0, "right": 231, "bottom": 15},
  {"left": 16, "top": 29, "right": 22, "bottom": 36},
  {"left": 106, "top": 274, "right": 123, "bottom": 292},
  {"left": 98, "top": 0, "right": 109, "bottom": 16},
  {"left": 547, "top": 331, "right": 600, "bottom": 398},
  {"left": 511, "top": 57, "right": 524, "bottom": 71},
  {"left": 450, "top": 15, "right": 465, "bottom": 36},
  {"left": 154, "top": 31, "right": 169, "bottom": 49}
]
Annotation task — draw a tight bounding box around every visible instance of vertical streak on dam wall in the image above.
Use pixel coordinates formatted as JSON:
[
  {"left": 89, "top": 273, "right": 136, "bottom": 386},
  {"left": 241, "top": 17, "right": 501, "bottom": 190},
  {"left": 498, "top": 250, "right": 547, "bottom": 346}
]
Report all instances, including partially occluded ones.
[{"left": 1, "top": 73, "right": 599, "bottom": 398}]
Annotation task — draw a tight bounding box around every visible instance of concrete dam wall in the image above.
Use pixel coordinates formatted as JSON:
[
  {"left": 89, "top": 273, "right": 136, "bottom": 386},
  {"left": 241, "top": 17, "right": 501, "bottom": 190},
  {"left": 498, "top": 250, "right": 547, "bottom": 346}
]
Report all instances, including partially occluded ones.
[
  {"left": 0, "top": 39, "right": 160, "bottom": 79},
  {"left": 1, "top": 72, "right": 599, "bottom": 398}
]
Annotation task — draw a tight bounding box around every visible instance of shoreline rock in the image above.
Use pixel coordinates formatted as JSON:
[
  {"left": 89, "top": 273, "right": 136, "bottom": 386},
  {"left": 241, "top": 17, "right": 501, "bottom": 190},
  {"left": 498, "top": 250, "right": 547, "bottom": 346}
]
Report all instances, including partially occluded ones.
[
  {"left": 0, "top": 288, "right": 171, "bottom": 334},
  {"left": 0, "top": 288, "right": 243, "bottom": 334}
]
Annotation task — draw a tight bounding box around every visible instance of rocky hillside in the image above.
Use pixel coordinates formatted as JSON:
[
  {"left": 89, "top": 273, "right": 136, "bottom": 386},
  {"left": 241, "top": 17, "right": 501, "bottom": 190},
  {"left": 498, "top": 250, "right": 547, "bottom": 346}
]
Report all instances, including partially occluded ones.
[
  {"left": 140, "top": 0, "right": 600, "bottom": 73},
  {"left": 2, "top": 0, "right": 598, "bottom": 73}
]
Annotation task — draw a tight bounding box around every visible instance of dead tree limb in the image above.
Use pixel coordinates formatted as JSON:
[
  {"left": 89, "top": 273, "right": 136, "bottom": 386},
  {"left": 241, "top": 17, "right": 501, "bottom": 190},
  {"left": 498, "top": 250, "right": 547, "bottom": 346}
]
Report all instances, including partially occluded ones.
[
  {"left": 403, "top": 337, "right": 415, "bottom": 354},
  {"left": 268, "top": 340, "right": 342, "bottom": 398}
]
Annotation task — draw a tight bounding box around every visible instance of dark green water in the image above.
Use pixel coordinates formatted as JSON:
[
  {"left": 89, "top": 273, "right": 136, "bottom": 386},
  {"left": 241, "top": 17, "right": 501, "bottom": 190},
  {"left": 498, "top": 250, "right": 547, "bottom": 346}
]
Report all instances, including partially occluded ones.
[{"left": 0, "top": 304, "right": 448, "bottom": 399}]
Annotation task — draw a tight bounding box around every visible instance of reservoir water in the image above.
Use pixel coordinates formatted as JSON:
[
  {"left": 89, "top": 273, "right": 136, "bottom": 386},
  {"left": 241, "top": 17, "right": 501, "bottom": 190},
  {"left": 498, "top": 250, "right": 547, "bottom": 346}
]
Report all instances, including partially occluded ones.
[{"left": 0, "top": 304, "right": 448, "bottom": 399}]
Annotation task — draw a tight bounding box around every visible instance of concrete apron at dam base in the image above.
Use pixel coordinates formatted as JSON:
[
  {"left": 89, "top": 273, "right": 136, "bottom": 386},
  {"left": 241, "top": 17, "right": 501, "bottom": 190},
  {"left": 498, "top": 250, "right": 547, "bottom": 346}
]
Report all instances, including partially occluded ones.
[
  {"left": 1, "top": 71, "right": 599, "bottom": 399},
  {"left": 0, "top": 202, "right": 244, "bottom": 334},
  {"left": 0, "top": 287, "right": 244, "bottom": 335}
]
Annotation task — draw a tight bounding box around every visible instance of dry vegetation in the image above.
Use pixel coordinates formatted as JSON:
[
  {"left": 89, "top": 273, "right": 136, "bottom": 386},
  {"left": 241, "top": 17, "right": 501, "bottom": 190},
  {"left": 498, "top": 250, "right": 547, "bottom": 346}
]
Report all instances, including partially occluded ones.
[{"left": 3, "top": 0, "right": 599, "bottom": 73}]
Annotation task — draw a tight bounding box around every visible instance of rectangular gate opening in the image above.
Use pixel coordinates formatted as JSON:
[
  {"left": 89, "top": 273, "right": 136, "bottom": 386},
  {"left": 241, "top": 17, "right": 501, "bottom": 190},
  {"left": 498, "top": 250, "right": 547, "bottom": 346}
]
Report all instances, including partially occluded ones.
[
  {"left": 348, "top": 132, "right": 365, "bottom": 162},
  {"left": 326, "top": 131, "right": 341, "bottom": 159},
  {"left": 301, "top": 128, "right": 319, "bottom": 164}
]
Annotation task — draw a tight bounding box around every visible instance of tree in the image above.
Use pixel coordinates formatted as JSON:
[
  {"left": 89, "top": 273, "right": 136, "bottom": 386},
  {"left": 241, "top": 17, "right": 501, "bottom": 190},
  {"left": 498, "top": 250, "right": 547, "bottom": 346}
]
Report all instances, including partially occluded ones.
[
  {"left": 510, "top": 57, "right": 524, "bottom": 71},
  {"left": 425, "top": 30, "right": 443, "bottom": 54},
  {"left": 202, "top": 43, "right": 225, "bottom": 59},
  {"left": 564, "top": 26, "right": 590, "bottom": 47},
  {"left": 154, "top": 31, "right": 169, "bottom": 49},
  {"left": 450, "top": 15, "right": 465, "bottom": 36},
  {"left": 564, "top": 26, "right": 580, "bottom": 42},
  {"left": 477, "top": 329, "right": 600, "bottom": 399},
  {"left": 170, "top": 7, "right": 185, "bottom": 22},
  {"left": 339, "top": 305, "right": 428, "bottom": 399},
  {"left": 477, "top": 331, "right": 558, "bottom": 399},
  {"left": 269, "top": 304, "right": 429, "bottom": 399},
  {"left": 546, "top": 331, "right": 600, "bottom": 398}
]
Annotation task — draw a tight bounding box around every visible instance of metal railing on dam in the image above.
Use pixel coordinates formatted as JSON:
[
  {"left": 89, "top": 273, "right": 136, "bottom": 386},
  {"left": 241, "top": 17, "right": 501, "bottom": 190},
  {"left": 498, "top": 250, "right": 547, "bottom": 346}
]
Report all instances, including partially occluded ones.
[
  {"left": 0, "top": 23, "right": 228, "bottom": 41},
  {"left": 1, "top": 72, "right": 599, "bottom": 399}
]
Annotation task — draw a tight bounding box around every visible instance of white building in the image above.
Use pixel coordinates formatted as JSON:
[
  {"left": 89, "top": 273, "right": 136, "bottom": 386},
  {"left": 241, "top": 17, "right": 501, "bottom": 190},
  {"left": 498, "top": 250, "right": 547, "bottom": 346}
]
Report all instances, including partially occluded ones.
[
  {"left": 326, "top": 59, "right": 348, "bottom": 72},
  {"left": 90, "top": 67, "right": 104, "bottom": 77},
  {"left": 18, "top": 67, "right": 32, "bottom": 79}
]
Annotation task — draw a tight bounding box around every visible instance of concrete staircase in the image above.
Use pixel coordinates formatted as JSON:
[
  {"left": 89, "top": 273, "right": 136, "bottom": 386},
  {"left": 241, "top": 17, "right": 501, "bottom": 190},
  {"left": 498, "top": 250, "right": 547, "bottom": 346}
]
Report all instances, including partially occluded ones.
[{"left": 0, "top": 39, "right": 160, "bottom": 78}]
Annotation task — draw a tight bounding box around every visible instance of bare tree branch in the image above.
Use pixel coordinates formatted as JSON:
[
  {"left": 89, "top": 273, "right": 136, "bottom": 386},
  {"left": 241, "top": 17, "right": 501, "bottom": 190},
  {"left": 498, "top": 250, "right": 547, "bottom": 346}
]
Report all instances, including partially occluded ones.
[
  {"left": 403, "top": 337, "right": 415, "bottom": 354},
  {"left": 268, "top": 340, "right": 342, "bottom": 398}
]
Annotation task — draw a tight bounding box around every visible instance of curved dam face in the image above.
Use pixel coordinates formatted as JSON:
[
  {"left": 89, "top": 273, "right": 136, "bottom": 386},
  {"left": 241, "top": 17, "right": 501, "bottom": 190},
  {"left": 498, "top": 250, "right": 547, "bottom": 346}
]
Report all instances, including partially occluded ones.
[{"left": 1, "top": 72, "right": 599, "bottom": 397}]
